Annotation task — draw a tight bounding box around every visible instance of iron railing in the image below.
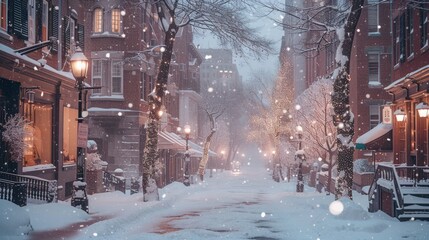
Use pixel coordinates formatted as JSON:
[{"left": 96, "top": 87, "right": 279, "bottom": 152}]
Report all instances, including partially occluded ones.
[{"left": 0, "top": 171, "right": 57, "bottom": 203}]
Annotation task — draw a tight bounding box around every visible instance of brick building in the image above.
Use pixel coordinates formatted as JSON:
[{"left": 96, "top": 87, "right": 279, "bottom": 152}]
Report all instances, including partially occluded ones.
[{"left": 0, "top": 0, "right": 87, "bottom": 200}]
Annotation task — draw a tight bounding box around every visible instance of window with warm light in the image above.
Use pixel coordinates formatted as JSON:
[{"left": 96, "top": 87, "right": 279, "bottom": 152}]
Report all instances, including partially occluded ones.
[
  {"left": 111, "top": 8, "right": 121, "bottom": 33},
  {"left": 63, "top": 107, "right": 77, "bottom": 165},
  {"left": 23, "top": 103, "right": 53, "bottom": 168},
  {"left": 93, "top": 8, "right": 103, "bottom": 33}
]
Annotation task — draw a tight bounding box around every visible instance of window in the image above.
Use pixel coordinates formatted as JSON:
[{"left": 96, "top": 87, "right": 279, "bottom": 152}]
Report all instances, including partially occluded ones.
[
  {"left": 63, "top": 107, "right": 77, "bottom": 165},
  {"left": 140, "top": 73, "right": 146, "bottom": 100},
  {"left": 41, "top": 0, "right": 48, "bottom": 41},
  {"left": 93, "top": 8, "right": 103, "bottom": 33},
  {"left": 28, "top": 0, "right": 36, "bottom": 43},
  {"left": 407, "top": 6, "right": 414, "bottom": 57},
  {"left": 23, "top": 103, "right": 52, "bottom": 167},
  {"left": 111, "top": 8, "right": 121, "bottom": 33},
  {"left": 367, "top": 0, "right": 380, "bottom": 34},
  {"left": 369, "top": 104, "right": 380, "bottom": 129},
  {"left": 111, "top": 60, "right": 123, "bottom": 94},
  {"left": 92, "top": 59, "right": 105, "bottom": 95},
  {"left": 393, "top": 18, "right": 400, "bottom": 64},
  {"left": 368, "top": 52, "right": 380, "bottom": 85},
  {"left": 420, "top": 0, "right": 428, "bottom": 48},
  {"left": 400, "top": 13, "right": 406, "bottom": 62},
  {"left": 91, "top": 58, "right": 123, "bottom": 96},
  {"left": 64, "top": 16, "right": 76, "bottom": 54},
  {"left": 0, "top": 0, "right": 7, "bottom": 30}
]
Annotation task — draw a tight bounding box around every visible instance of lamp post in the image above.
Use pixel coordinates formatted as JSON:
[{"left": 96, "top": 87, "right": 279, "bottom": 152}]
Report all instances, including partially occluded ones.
[
  {"left": 70, "top": 47, "right": 89, "bottom": 212},
  {"left": 296, "top": 125, "right": 305, "bottom": 192},
  {"left": 221, "top": 150, "right": 225, "bottom": 172},
  {"left": 183, "top": 125, "right": 191, "bottom": 186}
]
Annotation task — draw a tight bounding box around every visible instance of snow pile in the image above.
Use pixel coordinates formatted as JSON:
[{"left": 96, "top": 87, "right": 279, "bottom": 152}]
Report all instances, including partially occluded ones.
[
  {"left": 25, "top": 202, "right": 90, "bottom": 231},
  {"left": 0, "top": 200, "right": 32, "bottom": 236}
]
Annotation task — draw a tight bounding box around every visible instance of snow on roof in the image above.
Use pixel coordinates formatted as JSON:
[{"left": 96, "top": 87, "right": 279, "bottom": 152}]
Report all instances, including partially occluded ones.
[
  {"left": 356, "top": 123, "right": 392, "bottom": 144},
  {"left": 384, "top": 64, "right": 429, "bottom": 91},
  {"left": 0, "top": 43, "right": 76, "bottom": 81}
]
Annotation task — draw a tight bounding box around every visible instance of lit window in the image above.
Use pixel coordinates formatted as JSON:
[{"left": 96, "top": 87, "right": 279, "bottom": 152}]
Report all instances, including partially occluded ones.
[
  {"left": 63, "top": 107, "right": 77, "bottom": 165},
  {"left": 93, "top": 8, "right": 103, "bottom": 33},
  {"left": 111, "top": 9, "right": 121, "bottom": 33},
  {"left": 0, "top": 0, "right": 7, "bottom": 30},
  {"left": 23, "top": 104, "right": 53, "bottom": 167}
]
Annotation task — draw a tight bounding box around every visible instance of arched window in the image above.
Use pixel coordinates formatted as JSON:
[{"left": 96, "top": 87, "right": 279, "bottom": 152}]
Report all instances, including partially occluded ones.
[
  {"left": 93, "top": 8, "right": 103, "bottom": 33},
  {"left": 111, "top": 8, "right": 121, "bottom": 33}
]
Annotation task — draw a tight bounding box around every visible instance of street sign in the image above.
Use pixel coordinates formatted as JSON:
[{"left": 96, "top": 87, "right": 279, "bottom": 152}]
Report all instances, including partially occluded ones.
[{"left": 77, "top": 123, "right": 88, "bottom": 148}]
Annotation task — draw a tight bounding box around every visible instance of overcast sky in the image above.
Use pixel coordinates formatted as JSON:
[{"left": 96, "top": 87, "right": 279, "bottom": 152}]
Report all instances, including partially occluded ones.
[{"left": 194, "top": 13, "right": 284, "bottom": 82}]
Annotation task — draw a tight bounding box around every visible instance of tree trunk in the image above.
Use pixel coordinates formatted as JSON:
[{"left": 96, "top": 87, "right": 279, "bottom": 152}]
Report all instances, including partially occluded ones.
[
  {"left": 332, "top": 0, "right": 364, "bottom": 200},
  {"left": 198, "top": 131, "right": 215, "bottom": 181},
  {"left": 142, "top": 119, "right": 159, "bottom": 202},
  {"left": 141, "top": 10, "right": 178, "bottom": 201}
]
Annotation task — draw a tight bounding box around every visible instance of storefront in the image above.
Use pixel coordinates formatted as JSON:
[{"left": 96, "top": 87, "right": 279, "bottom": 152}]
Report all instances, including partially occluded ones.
[{"left": 0, "top": 45, "right": 81, "bottom": 200}]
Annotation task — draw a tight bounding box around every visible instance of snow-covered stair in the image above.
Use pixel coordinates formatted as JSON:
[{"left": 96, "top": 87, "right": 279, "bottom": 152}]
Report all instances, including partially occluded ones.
[{"left": 397, "top": 187, "right": 429, "bottom": 221}]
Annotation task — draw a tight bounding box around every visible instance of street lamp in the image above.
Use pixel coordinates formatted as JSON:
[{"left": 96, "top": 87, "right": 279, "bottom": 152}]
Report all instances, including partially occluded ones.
[
  {"left": 296, "top": 125, "right": 305, "bottom": 192},
  {"left": 394, "top": 109, "right": 406, "bottom": 122},
  {"left": 221, "top": 150, "right": 225, "bottom": 171},
  {"left": 70, "top": 47, "right": 89, "bottom": 212},
  {"left": 416, "top": 102, "right": 429, "bottom": 117},
  {"left": 183, "top": 125, "right": 191, "bottom": 186}
]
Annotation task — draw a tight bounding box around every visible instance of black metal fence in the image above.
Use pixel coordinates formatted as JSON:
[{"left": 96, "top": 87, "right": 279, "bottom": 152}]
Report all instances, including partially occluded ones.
[
  {"left": 0, "top": 171, "right": 57, "bottom": 203},
  {"left": 0, "top": 179, "right": 27, "bottom": 206},
  {"left": 103, "top": 171, "right": 126, "bottom": 194}
]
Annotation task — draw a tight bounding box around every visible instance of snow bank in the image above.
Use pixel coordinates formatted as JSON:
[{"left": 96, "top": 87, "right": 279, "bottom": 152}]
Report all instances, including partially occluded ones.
[
  {"left": 25, "top": 202, "right": 90, "bottom": 231},
  {"left": 0, "top": 200, "right": 32, "bottom": 236}
]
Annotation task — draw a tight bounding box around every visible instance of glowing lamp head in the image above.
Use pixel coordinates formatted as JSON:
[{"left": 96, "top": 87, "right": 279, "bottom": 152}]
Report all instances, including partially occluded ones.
[
  {"left": 394, "top": 109, "right": 406, "bottom": 122},
  {"left": 70, "top": 47, "right": 88, "bottom": 81},
  {"left": 184, "top": 125, "right": 191, "bottom": 134}
]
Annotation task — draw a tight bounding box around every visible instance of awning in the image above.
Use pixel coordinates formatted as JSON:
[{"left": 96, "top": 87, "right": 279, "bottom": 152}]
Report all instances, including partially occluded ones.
[
  {"left": 158, "top": 131, "right": 186, "bottom": 150},
  {"left": 355, "top": 123, "right": 392, "bottom": 151}
]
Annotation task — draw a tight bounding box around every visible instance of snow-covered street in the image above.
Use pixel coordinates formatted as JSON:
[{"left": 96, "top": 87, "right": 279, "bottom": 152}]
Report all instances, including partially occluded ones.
[{"left": 4, "top": 157, "right": 424, "bottom": 240}]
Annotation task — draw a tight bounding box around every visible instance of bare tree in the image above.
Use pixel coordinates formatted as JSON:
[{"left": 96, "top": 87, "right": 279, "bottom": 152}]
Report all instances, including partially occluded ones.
[
  {"left": 198, "top": 108, "right": 224, "bottom": 181},
  {"left": 246, "top": 64, "right": 295, "bottom": 181},
  {"left": 261, "top": 0, "right": 364, "bottom": 199},
  {"left": 294, "top": 77, "right": 337, "bottom": 193},
  {"left": 135, "top": 0, "right": 274, "bottom": 201}
]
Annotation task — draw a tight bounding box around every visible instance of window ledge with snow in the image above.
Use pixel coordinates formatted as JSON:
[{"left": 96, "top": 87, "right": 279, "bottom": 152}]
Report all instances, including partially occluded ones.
[
  {"left": 368, "top": 32, "right": 381, "bottom": 37},
  {"left": 23, "top": 164, "right": 56, "bottom": 172},
  {"left": 0, "top": 29, "right": 12, "bottom": 42},
  {"left": 368, "top": 81, "right": 382, "bottom": 88},
  {"left": 90, "top": 95, "right": 124, "bottom": 101},
  {"left": 91, "top": 32, "right": 123, "bottom": 39},
  {"left": 421, "top": 42, "right": 429, "bottom": 53}
]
